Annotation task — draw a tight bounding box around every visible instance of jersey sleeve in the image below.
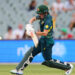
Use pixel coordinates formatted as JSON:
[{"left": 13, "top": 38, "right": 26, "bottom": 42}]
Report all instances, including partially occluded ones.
[{"left": 44, "top": 19, "right": 53, "bottom": 32}]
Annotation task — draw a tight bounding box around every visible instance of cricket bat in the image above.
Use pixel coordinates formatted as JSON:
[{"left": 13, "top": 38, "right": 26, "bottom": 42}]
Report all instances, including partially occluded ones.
[
  {"left": 25, "top": 24, "right": 38, "bottom": 47},
  {"left": 30, "top": 31, "right": 38, "bottom": 47}
]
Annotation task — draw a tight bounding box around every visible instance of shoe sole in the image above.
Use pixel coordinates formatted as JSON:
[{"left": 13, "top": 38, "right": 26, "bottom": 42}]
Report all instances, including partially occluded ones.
[
  {"left": 65, "top": 64, "right": 74, "bottom": 75},
  {"left": 10, "top": 71, "right": 23, "bottom": 75}
]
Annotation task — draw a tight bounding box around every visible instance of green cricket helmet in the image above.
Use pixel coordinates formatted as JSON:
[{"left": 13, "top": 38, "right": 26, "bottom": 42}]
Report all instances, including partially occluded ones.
[{"left": 36, "top": 5, "right": 49, "bottom": 14}]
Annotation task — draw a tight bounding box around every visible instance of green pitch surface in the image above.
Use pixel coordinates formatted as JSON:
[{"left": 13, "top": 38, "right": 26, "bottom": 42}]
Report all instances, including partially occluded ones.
[{"left": 0, "top": 64, "right": 75, "bottom": 75}]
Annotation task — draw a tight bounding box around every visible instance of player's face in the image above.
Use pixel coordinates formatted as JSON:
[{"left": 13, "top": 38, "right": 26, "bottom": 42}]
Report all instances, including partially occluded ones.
[{"left": 39, "top": 14, "right": 44, "bottom": 19}]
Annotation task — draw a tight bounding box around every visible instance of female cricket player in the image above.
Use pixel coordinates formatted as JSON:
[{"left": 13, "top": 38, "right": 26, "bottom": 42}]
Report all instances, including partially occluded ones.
[{"left": 10, "top": 5, "right": 73, "bottom": 75}]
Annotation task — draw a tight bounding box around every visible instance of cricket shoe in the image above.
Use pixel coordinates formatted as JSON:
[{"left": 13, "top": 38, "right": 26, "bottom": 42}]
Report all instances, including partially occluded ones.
[
  {"left": 65, "top": 64, "right": 73, "bottom": 75},
  {"left": 10, "top": 69, "right": 23, "bottom": 75}
]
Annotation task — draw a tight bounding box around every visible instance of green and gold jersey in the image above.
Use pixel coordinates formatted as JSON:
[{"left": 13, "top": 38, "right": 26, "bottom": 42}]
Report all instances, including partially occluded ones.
[
  {"left": 36, "top": 14, "right": 53, "bottom": 38},
  {"left": 36, "top": 14, "right": 54, "bottom": 44}
]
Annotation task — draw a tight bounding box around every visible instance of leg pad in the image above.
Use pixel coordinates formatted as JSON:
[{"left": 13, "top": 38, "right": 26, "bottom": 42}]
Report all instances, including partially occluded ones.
[{"left": 42, "top": 60, "right": 71, "bottom": 70}]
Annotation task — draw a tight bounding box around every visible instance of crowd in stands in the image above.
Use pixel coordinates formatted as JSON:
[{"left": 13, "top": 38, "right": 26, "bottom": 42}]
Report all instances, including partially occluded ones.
[
  {"left": 2, "top": 0, "right": 75, "bottom": 40},
  {"left": 4, "top": 24, "right": 31, "bottom": 40}
]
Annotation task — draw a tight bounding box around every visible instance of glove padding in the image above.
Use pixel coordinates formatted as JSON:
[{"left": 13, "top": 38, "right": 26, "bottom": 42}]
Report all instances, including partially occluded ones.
[{"left": 25, "top": 24, "right": 35, "bottom": 36}]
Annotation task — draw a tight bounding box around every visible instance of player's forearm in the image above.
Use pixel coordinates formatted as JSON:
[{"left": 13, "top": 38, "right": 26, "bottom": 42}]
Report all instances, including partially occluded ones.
[
  {"left": 29, "top": 17, "right": 36, "bottom": 24},
  {"left": 36, "top": 31, "right": 48, "bottom": 36}
]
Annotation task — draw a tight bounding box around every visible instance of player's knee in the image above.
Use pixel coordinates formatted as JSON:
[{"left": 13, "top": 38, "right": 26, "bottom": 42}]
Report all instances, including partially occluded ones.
[
  {"left": 42, "top": 60, "right": 50, "bottom": 66},
  {"left": 27, "top": 46, "right": 35, "bottom": 58},
  {"left": 32, "top": 46, "right": 41, "bottom": 57},
  {"left": 42, "top": 59, "right": 55, "bottom": 67}
]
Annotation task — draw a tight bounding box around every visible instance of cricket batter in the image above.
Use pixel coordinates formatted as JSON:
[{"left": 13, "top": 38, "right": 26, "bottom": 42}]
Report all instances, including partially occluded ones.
[{"left": 10, "top": 5, "right": 73, "bottom": 75}]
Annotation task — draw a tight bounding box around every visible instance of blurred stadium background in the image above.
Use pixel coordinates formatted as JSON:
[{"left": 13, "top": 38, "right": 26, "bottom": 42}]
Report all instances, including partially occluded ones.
[{"left": 0, "top": 0, "right": 75, "bottom": 75}]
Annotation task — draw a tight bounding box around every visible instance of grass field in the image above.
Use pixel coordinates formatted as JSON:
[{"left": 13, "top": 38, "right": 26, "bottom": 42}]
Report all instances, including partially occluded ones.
[{"left": 0, "top": 64, "right": 75, "bottom": 75}]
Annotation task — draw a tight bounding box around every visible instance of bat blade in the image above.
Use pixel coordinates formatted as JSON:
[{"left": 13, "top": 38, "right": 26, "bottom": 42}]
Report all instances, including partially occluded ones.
[{"left": 31, "top": 32, "right": 38, "bottom": 47}]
